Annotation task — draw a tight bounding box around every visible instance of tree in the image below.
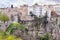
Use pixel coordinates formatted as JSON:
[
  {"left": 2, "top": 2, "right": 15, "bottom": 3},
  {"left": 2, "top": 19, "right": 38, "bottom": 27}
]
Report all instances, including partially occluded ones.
[
  {"left": 30, "top": 11, "right": 48, "bottom": 40},
  {"left": 30, "top": 11, "right": 42, "bottom": 30},
  {"left": 0, "top": 12, "right": 9, "bottom": 23},
  {"left": 6, "top": 22, "right": 28, "bottom": 34},
  {"left": 42, "top": 11, "right": 48, "bottom": 32},
  {"left": 30, "top": 11, "right": 43, "bottom": 40}
]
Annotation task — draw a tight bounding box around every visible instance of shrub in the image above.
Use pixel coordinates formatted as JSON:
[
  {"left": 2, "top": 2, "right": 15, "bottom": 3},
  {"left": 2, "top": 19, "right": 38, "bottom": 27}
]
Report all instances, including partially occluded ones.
[{"left": 38, "top": 33, "right": 50, "bottom": 40}]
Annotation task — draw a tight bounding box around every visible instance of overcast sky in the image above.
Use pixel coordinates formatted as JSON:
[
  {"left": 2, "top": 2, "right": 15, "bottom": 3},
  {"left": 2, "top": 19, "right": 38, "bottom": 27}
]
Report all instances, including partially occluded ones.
[{"left": 0, "top": 0, "right": 60, "bottom": 8}]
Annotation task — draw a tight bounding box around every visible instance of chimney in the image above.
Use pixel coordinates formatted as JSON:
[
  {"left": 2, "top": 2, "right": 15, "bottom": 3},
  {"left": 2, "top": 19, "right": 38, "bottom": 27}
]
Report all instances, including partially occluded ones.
[
  {"left": 35, "top": 3, "right": 38, "bottom": 5},
  {"left": 11, "top": 5, "right": 13, "bottom": 8}
]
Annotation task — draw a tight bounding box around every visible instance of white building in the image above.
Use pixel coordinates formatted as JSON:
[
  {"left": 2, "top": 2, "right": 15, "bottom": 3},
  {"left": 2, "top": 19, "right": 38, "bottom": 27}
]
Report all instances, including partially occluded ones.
[
  {"left": 54, "top": 4, "right": 60, "bottom": 15},
  {"left": 28, "top": 4, "right": 51, "bottom": 21},
  {"left": 28, "top": 4, "right": 42, "bottom": 17}
]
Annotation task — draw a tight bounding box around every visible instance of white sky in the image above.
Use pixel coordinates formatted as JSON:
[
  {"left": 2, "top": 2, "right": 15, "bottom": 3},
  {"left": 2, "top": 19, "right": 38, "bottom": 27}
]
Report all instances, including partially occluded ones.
[{"left": 0, "top": 0, "right": 60, "bottom": 8}]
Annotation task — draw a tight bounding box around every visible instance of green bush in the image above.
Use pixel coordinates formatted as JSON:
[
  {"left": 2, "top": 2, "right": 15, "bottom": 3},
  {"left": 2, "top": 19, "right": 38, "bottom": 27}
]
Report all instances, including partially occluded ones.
[
  {"left": 38, "top": 33, "right": 50, "bottom": 40},
  {"left": 0, "top": 29, "right": 22, "bottom": 40}
]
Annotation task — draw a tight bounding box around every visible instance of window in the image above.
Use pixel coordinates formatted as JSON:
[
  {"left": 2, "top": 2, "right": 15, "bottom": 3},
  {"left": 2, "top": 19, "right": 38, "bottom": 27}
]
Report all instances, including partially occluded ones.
[
  {"left": 17, "top": 14, "right": 21, "bottom": 23},
  {"left": 5, "top": 25, "right": 7, "bottom": 27},
  {"left": 29, "top": 11, "right": 34, "bottom": 17},
  {"left": 0, "top": 25, "right": 1, "bottom": 27},
  {"left": 11, "top": 14, "right": 14, "bottom": 21},
  {"left": 20, "top": 12, "right": 22, "bottom": 15},
  {"left": 59, "top": 24, "right": 60, "bottom": 28},
  {"left": 21, "top": 21, "right": 25, "bottom": 24}
]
